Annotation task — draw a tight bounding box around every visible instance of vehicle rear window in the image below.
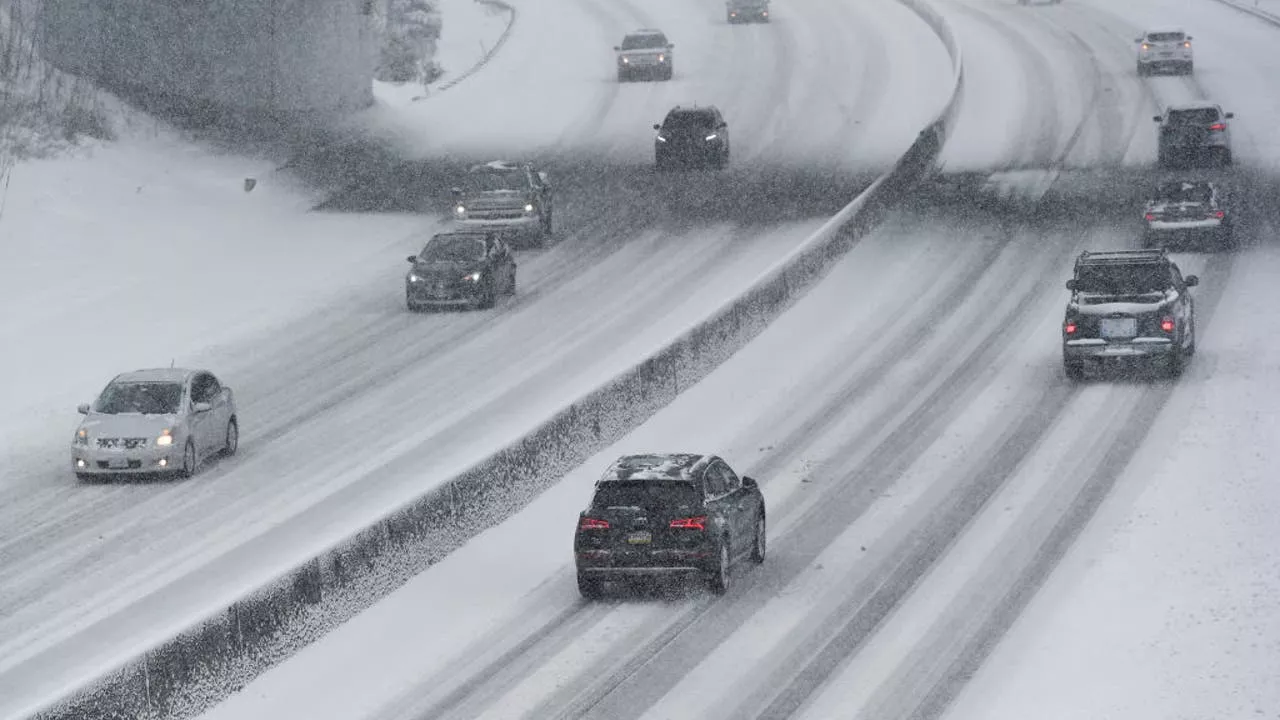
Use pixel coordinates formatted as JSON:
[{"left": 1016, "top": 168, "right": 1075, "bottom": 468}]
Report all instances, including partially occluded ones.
[
  {"left": 1146, "top": 32, "right": 1185, "bottom": 42},
  {"left": 622, "top": 34, "right": 666, "bottom": 50},
  {"left": 592, "top": 481, "right": 700, "bottom": 510},
  {"left": 1166, "top": 108, "right": 1220, "bottom": 125},
  {"left": 1075, "top": 265, "right": 1171, "bottom": 294},
  {"left": 95, "top": 382, "right": 183, "bottom": 415},
  {"left": 1157, "top": 183, "right": 1211, "bottom": 203}
]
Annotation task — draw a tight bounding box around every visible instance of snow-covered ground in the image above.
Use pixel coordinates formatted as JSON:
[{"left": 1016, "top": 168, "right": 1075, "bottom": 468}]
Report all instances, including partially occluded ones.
[
  {"left": 357, "top": 0, "right": 952, "bottom": 171},
  {"left": 0, "top": 0, "right": 957, "bottom": 716},
  {"left": 197, "top": 0, "right": 1280, "bottom": 718}
]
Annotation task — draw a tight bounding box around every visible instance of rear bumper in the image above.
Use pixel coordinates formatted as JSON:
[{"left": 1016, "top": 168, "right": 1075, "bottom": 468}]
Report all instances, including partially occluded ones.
[
  {"left": 1147, "top": 218, "right": 1222, "bottom": 231},
  {"left": 576, "top": 549, "right": 715, "bottom": 576},
  {"left": 1064, "top": 337, "right": 1176, "bottom": 359}
]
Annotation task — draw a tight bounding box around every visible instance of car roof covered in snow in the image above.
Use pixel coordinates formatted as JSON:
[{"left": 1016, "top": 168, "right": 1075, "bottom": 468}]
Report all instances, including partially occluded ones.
[
  {"left": 601, "top": 453, "right": 710, "bottom": 483},
  {"left": 1144, "top": 27, "right": 1186, "bottom": 35},
  {"left": 1165, "top": 100, "right": 1222, "bottom": 112},
  {"left": 112, "top": 368, "right": 197, "bottom": 384},
  {"left": 468, "top": 160, "right": 522, "bottom": 173}
]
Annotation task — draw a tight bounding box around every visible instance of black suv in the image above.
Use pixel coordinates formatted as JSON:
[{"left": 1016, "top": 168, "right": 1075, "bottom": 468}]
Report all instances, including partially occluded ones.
[
  {"left": 654, "top": 106, "right": 730, "bottom": 170},
  {"left": 1062, "top": 249, "right": 1198, "bottom": 380},
  {"left": 1155, "top": 102, "right": 1234, "bottom": 168},
  {"left": 405, "top": 231, "right": 517, "bottom": 311},
  {"left": 574, "top": 453, "right": 766, "bottom": 598}
]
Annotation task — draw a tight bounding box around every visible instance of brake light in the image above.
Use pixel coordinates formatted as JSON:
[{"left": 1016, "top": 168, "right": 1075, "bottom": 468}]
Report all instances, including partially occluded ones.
[
  {"left": 1160, "top": 317, "right": 1175, "bottom": 333},
  {"left": 1144, "top": 213, "right": 1156, "bottom": 221},
  {"left": 579, "top": 517, "right": 610, "bottom": 530},
  {"left": 1208, "top": 123, "right": 1226, "bottom": 131},
  {"left": 670, "top": 515, "right": 707, "bottom": 530},
  {"left": 1064, "top": 321, "right": 1077, "bottom": 335},
  {"left": 1213, "top": 210, "right": 1225, "bottom": 219}
]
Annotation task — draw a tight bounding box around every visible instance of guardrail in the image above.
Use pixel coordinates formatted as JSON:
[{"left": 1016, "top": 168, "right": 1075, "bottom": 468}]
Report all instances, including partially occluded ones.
[
  {"left": 28, "top": 2, "right": 966, "bottom": 718},
  {"left": 1207, "top": 0, "right": 1280, "bottom": 25}
]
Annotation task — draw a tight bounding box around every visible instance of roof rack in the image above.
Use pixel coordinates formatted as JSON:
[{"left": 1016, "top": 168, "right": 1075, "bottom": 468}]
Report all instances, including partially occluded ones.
[{"left": 1075, "top": 248, "right": 1168, "bottom": 266}]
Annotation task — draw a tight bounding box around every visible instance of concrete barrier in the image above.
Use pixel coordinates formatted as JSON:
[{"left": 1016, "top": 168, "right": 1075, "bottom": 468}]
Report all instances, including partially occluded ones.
[{"left": 30, "top": 3, "right": 966, "bottom": 718}]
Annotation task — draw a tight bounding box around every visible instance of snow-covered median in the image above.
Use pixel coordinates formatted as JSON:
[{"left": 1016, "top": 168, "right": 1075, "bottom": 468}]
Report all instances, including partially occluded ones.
[{"left": 373, "top": 0, "right": 513, "bottom": 106}]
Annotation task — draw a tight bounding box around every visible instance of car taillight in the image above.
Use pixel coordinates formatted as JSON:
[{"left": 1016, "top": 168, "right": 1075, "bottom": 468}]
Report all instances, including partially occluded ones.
[
  {"left": 670, "top": 515, "right": 707, "bottom": 530},
  {"left": 579, "top": 517, "right": 610, "bottom": 530},
  {"left": 1213, "top": 210, "right": 1225, "bottom": 219},
  {"left": 1208, "top": 123, "right": 1226, "bottom": 131},
  {"left": 1160, "top": 317, "right": 1175, "bottom": 333},
  {"left": 1144, "top": 213, "right": 1156, "bottom": 221},
  {"left": 1064, "top": 321, "right": 1078, "bottom": 335}
]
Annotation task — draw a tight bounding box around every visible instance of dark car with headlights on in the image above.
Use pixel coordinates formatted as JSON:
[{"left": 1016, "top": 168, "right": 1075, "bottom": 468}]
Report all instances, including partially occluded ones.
[
  {"left": 1142, "top": 180, "right": 1232, "bottom": 249},
  {"left": 405, "top": 232, "right": 516, "bottom": 311},
  {"left": 574, "top": 453, "right": 766, "bottom": 598},
  {"left": 1155, "top": 102, "right": 1233, "bottom": 168},
  {"left": 654, "top": 105, "right": 730, "bottom": 170},
  {"left": 1062, "top": 249, "right": 1197, "bottom": 380}
]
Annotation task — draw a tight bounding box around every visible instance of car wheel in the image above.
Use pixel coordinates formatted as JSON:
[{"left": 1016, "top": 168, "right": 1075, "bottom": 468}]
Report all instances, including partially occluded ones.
[
  {"left": 480, "top": 279, "right": 499, "bottom": 309},
  {"left": 750, "top": 513, "right": 767, "bottom": 564},
  {"left": 179, "top": 440, "right": 197, "bottom": 479},
  {"left": 1184, "top": 62, "right": 1194, "bottom": 75},
  {"left": 617, "top": 69, "right": 627, "bottom": 83},
  {"left": 1166, "top": 346, "right": 1185, "bottom": 378},
  {"left": 507, "top": 269, "right": 517, "bottom": 295},
  {"left": 1219, "top": 149, "right": 1233, "bottom": 167},
  {"left": 1185, "top": 320, "right": 1196, "bottom": 356},
  {"left": 662, "top": 66, "right": 673, "bottom": 81},
  {"left": 75, "top": 472, "right": 94, "bottom": 483},
  {"left": 224, "top": 418, "right": 239, "bottom": 456},
  {"left": 1064, "top": 358, "right": 1085, "bottom": 382},
  {"left": 1137, "top": 63, "right": 1147, "bottom": 77},
  {"left": 708, "top": 538, "right": 731, "bottom": 595},
  {"left": 577, "top": 572, "right": 605, "bottom": 600},
  {"left": 406, "top": 293, "right": 423, "bottom": 313},
  {"left": 542, "top": 210, "right": 554, "bottom": 237}
]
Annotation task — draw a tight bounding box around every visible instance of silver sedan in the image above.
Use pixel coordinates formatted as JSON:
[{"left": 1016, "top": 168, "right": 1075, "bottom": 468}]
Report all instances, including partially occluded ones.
[{"left": 71, "top": 368, "right": 238, "bottom": 481}]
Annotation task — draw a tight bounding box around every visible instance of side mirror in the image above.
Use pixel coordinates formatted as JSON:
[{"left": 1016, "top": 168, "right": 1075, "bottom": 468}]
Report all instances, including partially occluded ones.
[
  {"left": 613, "top": 45, "right": 621, "bottom": 51},
  {"left": 1185, "top": 275, "right": 1199, "bottom": 287},
  {"left": 406, "top": 255, "right": 417, "bottom": 263},
  {"left": 1186, "top": 35, "right": 1193, "bottom": 40},
  {"left": 77, "top": 403, "right": 90, "bottom": 414},
  {"left": 667, "top": 43, "right": 674, "bottom": 49},
  {"left": 1152, "top": 115, "right": 1162, "bottom": 122},
  {"left": 742, "top": 476, "right": 758, "bottom": 489},
  {"left": 1225, "top": 112, "right": 1234, "bottom": 119},
  {"left": 653, "top": 123, "right": 662, "bottom": 131},
  {"left": 1065, "top": 279, "right": 1077, "bottom": 291},
  {"left": 1134, "top": 37, "right": 1143, "bottom": 42},
  {"left": 193, "top": 402, "right": 213, "bottom": 413}
]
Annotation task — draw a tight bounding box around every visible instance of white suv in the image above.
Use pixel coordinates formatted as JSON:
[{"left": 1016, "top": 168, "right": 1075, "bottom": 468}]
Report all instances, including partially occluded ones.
[{"left": 1136, "top": 28, "right": 1193, "bottom": 76}]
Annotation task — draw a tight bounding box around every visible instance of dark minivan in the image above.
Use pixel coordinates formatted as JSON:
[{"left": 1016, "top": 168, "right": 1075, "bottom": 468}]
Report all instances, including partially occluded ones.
[{"left": 574, "top": 453, "right": 766, "bottom": 598}]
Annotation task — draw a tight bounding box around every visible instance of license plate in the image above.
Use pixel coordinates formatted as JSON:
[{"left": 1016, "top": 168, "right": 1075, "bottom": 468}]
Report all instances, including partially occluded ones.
[
  {"left": 107, "top": 458, "right": 130, "bottom": 469},
  {"left": 1100, "top": 317, "right": 1138, "bottom": 339},
  {"left": 627, "top": 531, "right": 652, "bottom": 545}
]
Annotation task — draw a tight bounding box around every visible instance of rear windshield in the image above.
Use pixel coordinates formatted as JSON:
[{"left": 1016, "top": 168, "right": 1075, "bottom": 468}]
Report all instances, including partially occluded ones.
[
  {"left": 592, "top": 481, "right": 700, "bottom": 510},
  {"left": 1156, "top": 183, "right": 1211, "bottom": 203},
  {"left": 621, "top": 34, "right": 667, "bottom": 50},
  {"left": 1075, "top": 264, "right": 1171, "bottom": 294},
  {"left": 1146, "top": 32, "right": 1185, "bottom": 42},
  {"left": 1166, "top": 108, "right": 1220, "bottom": 125}
]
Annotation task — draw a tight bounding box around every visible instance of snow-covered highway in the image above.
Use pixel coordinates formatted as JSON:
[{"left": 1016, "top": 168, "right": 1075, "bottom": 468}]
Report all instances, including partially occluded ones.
[{"left": 5, "top": 0, "right": 1280, "bottom": 717}]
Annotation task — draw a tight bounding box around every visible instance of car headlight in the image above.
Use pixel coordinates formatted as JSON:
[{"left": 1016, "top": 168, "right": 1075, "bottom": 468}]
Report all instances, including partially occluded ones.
[
  {"left": 656, "top": 134, "right": 667, "bottom": 143},
  {"left": 454, "top": 205, "right": 466, "bottom": 215},
  {"left": 705, "top": 133, "right": 718, "bottom": 141},
  {"left": 463, "top": 272, "right": 482, "bottom": 282},
  {"left": 621, "top": 57, "right": 630, "bottom": 64},
  {"left": 657, "top": 54, "right": 665, "bottom": 63},
  {"left": 74, "top": 428, "right": 88, "bottom": 446},
  {"left": 409, "top": 273, "right": 423, "bottom": 283},
  {"left": 156, "top": 429, "right": 174, "bottom": 447},
  {"left": 524, "top": 203, "right": 535, "bottom": 213}
]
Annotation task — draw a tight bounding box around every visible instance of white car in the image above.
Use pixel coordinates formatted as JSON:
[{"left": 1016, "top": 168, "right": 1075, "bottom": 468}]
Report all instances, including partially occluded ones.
[
  {"left": 615, "top": 29, "right": 674, "bottom": 82},
  {"left": 72, "top": 368, "right": 238, "bottom": 481},
  {"left": 1136, "top": 28, "right": 1193, "bottom": 75}
]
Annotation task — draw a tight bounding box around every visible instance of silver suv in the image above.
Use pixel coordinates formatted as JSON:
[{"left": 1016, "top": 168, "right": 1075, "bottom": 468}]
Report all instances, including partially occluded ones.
[
  {"left": 451, "top": 160, "right": 554, "bottom": 246},
  {"left": 1136, "top": 28, "right": 1193, "bottom": 75},
  {"left": 1154, "top": 102, "right": 1233, "bottom": 168},
  {"left": 615, "top": 29, "right": 674, "bottom": 82}
]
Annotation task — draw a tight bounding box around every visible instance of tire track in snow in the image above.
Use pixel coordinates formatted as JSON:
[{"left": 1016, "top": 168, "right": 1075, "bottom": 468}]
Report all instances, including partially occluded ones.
[
  {"left": 524, "top": 210, "right": 1094, "bottom": 720},
  {"left": 862, "top": 249, "right": 1238, "bottom": 720}
]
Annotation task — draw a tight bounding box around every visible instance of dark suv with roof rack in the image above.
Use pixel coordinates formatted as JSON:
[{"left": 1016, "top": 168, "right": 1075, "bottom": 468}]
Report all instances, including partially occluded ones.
[
  {"left": 1062, "top": 249, "right": 1198, "bottom": 380},
  {"left": 574, "top": 453, "right": 766, "bottom": 598}
]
